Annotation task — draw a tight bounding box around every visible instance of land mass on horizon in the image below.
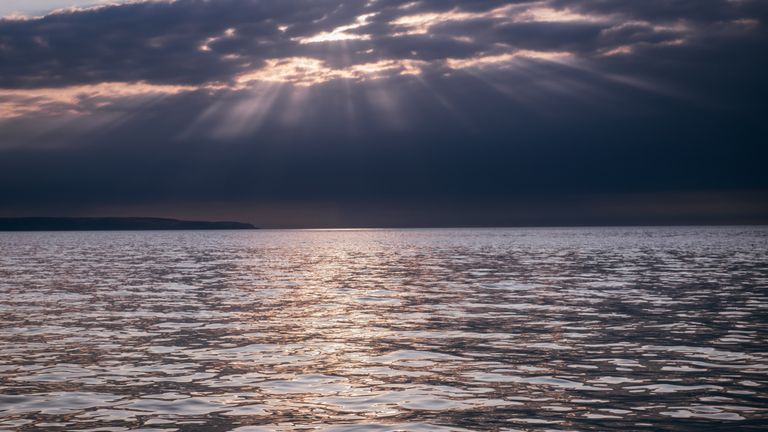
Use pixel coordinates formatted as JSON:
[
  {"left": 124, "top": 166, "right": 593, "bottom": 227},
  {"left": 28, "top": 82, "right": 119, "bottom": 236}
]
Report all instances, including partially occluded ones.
[{"left": 0, "top": 217, "right": 256, "bottom": 231}]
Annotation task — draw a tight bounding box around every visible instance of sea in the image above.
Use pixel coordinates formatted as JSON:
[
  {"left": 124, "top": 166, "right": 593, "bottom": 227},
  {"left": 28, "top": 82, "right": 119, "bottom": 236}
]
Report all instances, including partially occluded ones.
[{"left": 0, "top": 227, "right": 767, "bottom": 431}]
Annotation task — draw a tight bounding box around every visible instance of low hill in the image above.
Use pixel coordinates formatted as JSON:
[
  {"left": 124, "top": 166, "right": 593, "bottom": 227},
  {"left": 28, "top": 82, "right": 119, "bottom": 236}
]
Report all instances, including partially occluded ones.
[{"left": 0, "top": 217, "right": 256, "bottom": 231}]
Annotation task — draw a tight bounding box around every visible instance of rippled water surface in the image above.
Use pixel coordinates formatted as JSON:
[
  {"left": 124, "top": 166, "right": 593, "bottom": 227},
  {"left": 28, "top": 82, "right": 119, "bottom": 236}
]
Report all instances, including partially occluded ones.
[{"left": 1, "top": 227, "right": 767, "bottom": 431}]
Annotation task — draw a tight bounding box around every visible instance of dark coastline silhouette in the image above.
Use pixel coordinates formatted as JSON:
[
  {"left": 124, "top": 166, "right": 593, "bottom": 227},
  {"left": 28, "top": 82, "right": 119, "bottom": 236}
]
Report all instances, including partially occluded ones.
[{"left": 0, "top": 217, "right": 256, "bottom": 231}]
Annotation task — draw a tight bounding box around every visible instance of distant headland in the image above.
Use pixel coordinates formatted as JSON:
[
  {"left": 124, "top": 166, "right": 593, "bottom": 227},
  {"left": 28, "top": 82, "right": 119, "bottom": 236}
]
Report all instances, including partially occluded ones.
[{"left": 0, "top": 217, "right": 256, "bottom": 231}]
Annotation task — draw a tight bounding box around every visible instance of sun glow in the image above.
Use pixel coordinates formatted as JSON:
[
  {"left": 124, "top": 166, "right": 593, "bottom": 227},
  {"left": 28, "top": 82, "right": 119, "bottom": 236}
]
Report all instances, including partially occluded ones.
[
  {"left": 446, "top": 50, "right": 572, "bottom": 70},
  {"left": 298, "top": 13, "right": 376, "bottom": 44},
  {"left": 391, "top": 4, "right": 605, "bottom": 36},
  {"left": 0, "top": 81, "right": 198, "bottom": 118},
  {"left": 236, "top": 57, "right": 425, "bottom": 87},
  {"left": 516, "top": 7, "right": 606, "bottom": 23},
  {"left": 199, "top": 27, "right": 238, "bottom": 52},
  {"left": 392, "top": 10, "right": 480, "bottom": 35}
]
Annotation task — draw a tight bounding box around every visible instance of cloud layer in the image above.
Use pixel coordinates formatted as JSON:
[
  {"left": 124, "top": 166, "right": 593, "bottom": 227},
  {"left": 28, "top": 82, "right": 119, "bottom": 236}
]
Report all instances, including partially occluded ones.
[
  {"left": 0, "top": 0, "right": 766, "bottom": 226},
  {"left": 1, "top": 0, "right": 762, "bottom": 88}
]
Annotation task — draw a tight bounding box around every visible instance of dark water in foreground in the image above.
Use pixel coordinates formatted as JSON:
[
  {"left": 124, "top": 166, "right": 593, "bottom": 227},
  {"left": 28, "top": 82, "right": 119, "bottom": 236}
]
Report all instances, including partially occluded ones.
[{"left": 1, "top": 227, "right": 767, "bottom": 431}]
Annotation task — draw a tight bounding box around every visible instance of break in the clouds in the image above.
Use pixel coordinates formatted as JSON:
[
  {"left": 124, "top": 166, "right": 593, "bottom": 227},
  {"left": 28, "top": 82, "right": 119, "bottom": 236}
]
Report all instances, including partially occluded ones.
[
  {"left": 0, "top": 0, "right": 766, "bottom": 226},
  {"left": 0, "top": 1, "right": 133, "bottom": 17}
]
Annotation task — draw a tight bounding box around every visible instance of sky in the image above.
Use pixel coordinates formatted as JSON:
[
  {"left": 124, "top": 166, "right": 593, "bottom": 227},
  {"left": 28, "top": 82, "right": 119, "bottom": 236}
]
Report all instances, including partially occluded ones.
[
  {"left": 0, "top": 0, "right": 766, "bottom": 228},
  {"left": 0, "top": 1, "right": 125, "bottom": 17}
]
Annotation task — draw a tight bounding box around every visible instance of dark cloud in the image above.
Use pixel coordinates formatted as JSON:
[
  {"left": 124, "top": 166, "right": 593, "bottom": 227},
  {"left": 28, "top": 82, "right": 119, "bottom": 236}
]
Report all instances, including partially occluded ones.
[
  {"left": 1, "top": 0, "right": 762, "bottom": 88},
  {"left": 552, "top": 0, "right": 763, "bottom": 23},
  {"left": 0, "top": 0, "right": 766, "bottom": 226}
]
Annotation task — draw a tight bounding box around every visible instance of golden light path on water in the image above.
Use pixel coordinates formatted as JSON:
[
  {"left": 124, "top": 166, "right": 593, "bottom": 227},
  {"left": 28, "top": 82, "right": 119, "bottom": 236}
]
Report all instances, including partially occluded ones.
[{"left": 1, "top": 227, "right": 767, "bottom": 431}]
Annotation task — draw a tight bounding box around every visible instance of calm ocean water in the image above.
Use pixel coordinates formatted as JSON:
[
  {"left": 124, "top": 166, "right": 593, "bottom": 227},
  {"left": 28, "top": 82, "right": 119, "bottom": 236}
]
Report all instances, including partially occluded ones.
[{"left": 0, "top": 227, "right": 767, "bottom": 431}]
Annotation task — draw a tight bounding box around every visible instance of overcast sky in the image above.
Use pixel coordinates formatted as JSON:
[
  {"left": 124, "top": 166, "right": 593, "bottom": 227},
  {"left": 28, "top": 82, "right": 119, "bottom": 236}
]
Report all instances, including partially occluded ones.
[{"left": 0, "top": 0, "right": 766, "bottom": 227}]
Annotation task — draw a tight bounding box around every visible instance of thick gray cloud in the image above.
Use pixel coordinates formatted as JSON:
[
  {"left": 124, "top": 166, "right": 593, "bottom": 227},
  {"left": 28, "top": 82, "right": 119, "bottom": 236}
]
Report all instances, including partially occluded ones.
[
  {"left": 0, "top": 0, "right": 762, "bottom": 88},
  {"left": 0, "top": 0, "right": 766, "bottom": 226}
]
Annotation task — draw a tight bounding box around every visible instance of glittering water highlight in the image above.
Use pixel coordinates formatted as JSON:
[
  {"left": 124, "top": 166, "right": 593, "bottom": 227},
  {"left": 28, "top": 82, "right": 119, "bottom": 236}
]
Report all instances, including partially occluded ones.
[{"left": 1, "top": 227, "right": 767, "bottom": 431}]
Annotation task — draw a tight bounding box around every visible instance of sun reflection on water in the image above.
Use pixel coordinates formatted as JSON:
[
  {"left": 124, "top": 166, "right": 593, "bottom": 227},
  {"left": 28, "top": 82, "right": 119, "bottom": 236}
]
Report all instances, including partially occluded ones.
[{"left": 0, "top": 228, "right": 767, "bottom": 430}]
